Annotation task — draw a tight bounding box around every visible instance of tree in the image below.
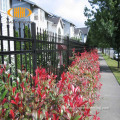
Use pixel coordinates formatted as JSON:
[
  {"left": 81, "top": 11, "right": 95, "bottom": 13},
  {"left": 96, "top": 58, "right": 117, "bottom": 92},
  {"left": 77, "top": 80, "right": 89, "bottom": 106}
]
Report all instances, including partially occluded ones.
[{"left": 84, "top": 0, "right": 120, "bottom": 68}]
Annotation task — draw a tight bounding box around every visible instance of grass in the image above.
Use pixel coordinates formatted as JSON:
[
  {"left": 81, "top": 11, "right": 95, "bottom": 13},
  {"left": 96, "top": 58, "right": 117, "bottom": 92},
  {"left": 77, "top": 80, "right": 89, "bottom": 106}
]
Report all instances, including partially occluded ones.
[{"left": 102, "top": 54, "right": 120, "bottom": 84}]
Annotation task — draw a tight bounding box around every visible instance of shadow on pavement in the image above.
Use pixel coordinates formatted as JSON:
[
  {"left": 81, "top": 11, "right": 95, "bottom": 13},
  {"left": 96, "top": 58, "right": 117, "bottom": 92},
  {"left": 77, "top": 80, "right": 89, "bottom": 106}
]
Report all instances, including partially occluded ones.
[{"left": 100, "top": 65, "right": 111, "bottom": 73}]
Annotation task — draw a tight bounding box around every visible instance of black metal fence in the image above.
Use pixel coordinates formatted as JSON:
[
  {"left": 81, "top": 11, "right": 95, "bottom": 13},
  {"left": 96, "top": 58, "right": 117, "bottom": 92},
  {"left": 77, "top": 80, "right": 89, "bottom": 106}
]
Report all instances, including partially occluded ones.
[{"left": 0, "top": 13, "right": 89, "bottom": 85}]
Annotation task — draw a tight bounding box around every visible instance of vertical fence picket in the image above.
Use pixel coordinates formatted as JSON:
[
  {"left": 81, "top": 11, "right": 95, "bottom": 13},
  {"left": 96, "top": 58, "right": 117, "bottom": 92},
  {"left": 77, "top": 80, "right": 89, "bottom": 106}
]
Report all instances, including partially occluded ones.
[
  {"left": 40, "top": 28, "right": 42, "bottom": 67},
  {"left": 7, "top": 17, "right": 12, "bottom": 85},
  {"left": 0, "top": 13, "right": 2, "bottom": 36},
  {"left": 0, "top": 14, "right": 4, "bottom": 64},
  {"left": 0, "top": 20, "right": 88, "bottom": 86},
  {"left": 28, "top": 24, "right": 31, "bottom": 74},
  {"left": 18, "top": 22, "right": 22, "bottom": 72},
  {"left": 67, "top": 36, "right": 70, "bottom": 66},
  {"left": 31, "top": 22, "right": 37, "bottom": 77},
  {"left": 13, "top": 21, "right": 17, "bottom": 77},
  {"left": 55, "top": 33, "right": 57, "bottom": 77}
]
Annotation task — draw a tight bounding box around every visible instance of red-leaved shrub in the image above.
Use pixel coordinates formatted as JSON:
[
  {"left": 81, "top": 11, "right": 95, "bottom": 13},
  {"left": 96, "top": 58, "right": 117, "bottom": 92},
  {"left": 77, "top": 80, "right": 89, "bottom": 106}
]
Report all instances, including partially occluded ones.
[{"left": 0, "top": 49, "right": 102, "bottom": 120}]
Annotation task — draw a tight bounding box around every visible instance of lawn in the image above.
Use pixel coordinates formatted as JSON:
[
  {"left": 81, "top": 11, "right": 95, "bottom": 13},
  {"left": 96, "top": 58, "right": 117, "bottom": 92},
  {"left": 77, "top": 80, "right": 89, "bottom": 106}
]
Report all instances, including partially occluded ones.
[{"left": 102, "top": 54, "right": 120, "bottom": 84}]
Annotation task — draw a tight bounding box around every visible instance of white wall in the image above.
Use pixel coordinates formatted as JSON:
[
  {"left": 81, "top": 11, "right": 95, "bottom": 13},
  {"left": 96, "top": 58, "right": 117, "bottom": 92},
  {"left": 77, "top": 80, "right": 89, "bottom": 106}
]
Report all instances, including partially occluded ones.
[
  {"left": 84, "top": 35, "right": 87, "bottom": 43},
  {"left": 47, "top": 21, "right": 56, "bottom": 33},
  {"left": 74, "top": 32, "right": 81, "bottom": 39},
  {"left": 70, "top": 25, "right": 75, "bottom": 38},
  {"left": 47, "top": 19, "right": 64, "bottom": 37},
  {"left": 0, "top": 0, "right": 14, "bottom": 52},
  {"left": 56, "top": 21, "right": 64, "bottom": 36},
  {"left": 30, "top": 8, "right": 48, "bottom": 33}
]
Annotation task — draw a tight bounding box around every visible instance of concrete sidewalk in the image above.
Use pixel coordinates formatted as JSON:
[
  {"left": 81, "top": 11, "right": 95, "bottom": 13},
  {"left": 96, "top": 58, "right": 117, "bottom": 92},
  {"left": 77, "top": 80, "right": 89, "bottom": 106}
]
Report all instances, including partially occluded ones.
[{"left": 93, "top": 52, "right": 120, "bottom": 120}]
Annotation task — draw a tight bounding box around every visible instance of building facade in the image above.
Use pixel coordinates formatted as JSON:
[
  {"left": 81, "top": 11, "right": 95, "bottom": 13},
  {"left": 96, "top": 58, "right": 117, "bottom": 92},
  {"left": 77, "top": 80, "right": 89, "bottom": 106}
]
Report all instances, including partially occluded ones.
[
  {"left": 80, "top": 27, "right": 89, "bottom": 43},
  {"left": 0, "top": 0, "right": 13, "bottom": 51},
  {"left": 62, "top": 19, "right": 75, "bottom": 38},
  {"left": 74, "top": 28, "right": 82, "bottom": 41},
  {"left": 12, "top": 0, "right": 51, "bottom": 37}
]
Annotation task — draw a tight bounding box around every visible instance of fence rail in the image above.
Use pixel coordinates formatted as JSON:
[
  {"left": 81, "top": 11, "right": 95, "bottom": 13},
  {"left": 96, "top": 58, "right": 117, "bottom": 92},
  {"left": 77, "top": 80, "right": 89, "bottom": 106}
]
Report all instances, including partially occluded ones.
[{"left": 0, "top": 13, "right": 90, "bottom": 85}]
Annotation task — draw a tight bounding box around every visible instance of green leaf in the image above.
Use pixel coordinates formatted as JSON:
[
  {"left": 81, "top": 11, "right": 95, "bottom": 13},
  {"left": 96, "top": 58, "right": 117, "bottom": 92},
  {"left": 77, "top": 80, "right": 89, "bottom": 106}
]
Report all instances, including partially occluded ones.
[
  {"left": 5, "top": 109, "right": 10, "bottom": 118},
  {"left": 1, "top": 89, "right": 8, "bottom": 101},
  {"left": 4, "top": 103, "right": 9, "bottom": 109},
  {"left": 0, "top": 85, "right": 5, "bottom": 91},
  {"left": 0, "top": 81, "right": 4, "bottom": 85},
  {"left": 49, "top": 92, "right": 55, "bottom": 100},
  {"left": 74, "top": 115, "right": 81, "bottom": 120}
]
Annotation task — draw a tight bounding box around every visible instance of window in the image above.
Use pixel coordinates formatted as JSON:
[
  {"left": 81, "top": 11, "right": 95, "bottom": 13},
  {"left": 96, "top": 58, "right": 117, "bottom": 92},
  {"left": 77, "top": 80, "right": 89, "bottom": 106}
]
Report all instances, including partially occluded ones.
[
  {"left": 33, "top": 9, "right": 38, "bottom": 20},
  {"left": 34, "top": 14, "right": 38, "bottom": 20}
]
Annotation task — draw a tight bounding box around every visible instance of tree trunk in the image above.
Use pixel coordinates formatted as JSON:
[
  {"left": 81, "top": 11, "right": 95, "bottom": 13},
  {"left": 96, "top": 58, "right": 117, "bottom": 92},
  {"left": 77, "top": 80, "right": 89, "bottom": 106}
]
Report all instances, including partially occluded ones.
[
  {"left": 102, "top": 48, "right": 104, "bottom": 53},
  {"left": 105, "top": 48, "right": 106, "bottom": 55}
]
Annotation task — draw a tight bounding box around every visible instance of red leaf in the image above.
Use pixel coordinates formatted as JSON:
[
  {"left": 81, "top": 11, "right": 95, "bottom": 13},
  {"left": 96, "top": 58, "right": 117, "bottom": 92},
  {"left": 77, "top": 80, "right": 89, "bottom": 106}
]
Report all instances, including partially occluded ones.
[
  {"left": 11, "top": 100, "right": 17, "bottom": 105},
  {"left": 8, "top": 73, "right": 10, "bottom": 79},
  {"left": 2, "top": 98, "right": 7, "bottom": 105},
  {"left": 12, "top": 87, "right": 16, "bottom": 94},
  {"left": 45, "top": 111, "right": 48, "bottom": 119},
  {"left": 78, "top": 101, "right": 88, "bottom": 107},
  {"left": 10, "top": 110, "right": 15, "bottom": 119}
]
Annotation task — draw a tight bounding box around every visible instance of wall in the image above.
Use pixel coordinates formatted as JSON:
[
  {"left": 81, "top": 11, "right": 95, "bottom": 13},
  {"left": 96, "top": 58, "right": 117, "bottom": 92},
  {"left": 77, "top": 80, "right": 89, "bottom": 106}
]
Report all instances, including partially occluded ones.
[
  {"left": 56, "top": 20, "right": 64, "bottom": 36},
  {"left": 31, "top": 8, "right": 48, "bottom": 32},
  {"left": 12, "top": 0, "right": 31, "bottom": 21},
  {"left": 0, "top": 0, "right": 14, "bottom": 51},
  {"left": 81, "top": 34, "right": 87, "bottom": 43},
  {"left": 12, "top": 0, "right": 48, "bottom": 37},
  {"left": 12, "top": 0, "right": 31, "bottom": 38},
  {"left": 63, "top": 20, "right": 70, "bottom": 37},
  {"left": 70, "top": 25, "right": 75, "bottom": 38},
  {"left": 47, "top": 21, "right": 57, "bottom": 34},
  {"left": 74, "top": 32, "right": 81, "bottom": 40}
]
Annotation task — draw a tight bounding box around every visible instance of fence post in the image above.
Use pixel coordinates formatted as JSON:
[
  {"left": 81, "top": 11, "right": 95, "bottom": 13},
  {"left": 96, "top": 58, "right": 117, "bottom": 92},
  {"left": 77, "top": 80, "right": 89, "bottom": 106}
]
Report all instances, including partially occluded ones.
[
  {"left": 31, "top": 22, "right": 37, "bottom": 76},
  {"left": 67, "top": 36, "right": 69, "bottom": 67},
  {"left": 0, "top": 13, "right": 2, "bottom": 35}
]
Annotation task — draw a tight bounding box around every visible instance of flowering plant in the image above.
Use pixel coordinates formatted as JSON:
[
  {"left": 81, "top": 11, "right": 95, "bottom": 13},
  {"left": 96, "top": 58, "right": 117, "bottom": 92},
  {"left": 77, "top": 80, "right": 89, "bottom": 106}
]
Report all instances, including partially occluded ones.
[{"left": 0, "top": 49, "right": 101, "bottom": 120}]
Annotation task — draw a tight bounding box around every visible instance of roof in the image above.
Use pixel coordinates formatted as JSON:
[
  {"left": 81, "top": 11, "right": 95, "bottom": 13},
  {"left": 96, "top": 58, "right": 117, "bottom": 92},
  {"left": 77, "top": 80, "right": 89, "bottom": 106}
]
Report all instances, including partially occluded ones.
[
  {"left": 23, "top": 0, "right": 52, "bottom": 15},
  {"left": 74, "top": 28, "right": 83, "bottom": 34},
  {"left": 74, "top": 28, "right": 80, "bottom": 34},
  {"left": 48, "top": 16, "right": 60, "bottom": 24},
  {"left": 51, "top": 14, "right": 75, "bottom": 26},
  {"left": 79, "top": 27, "right": 88, "bottom": 35},
  {"left": 62, "top": 18, "right": 75, "bottom": 26},
  {"left": 23, "top": 0, "right": 35, "bottom": 5},
  {"left": 48, "top": 16, "right": 64, "bottom": 28}
]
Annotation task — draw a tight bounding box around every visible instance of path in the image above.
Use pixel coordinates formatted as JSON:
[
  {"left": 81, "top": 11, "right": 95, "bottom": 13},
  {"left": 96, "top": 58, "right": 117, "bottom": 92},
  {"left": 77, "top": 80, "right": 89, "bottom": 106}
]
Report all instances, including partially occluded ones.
[{"left": 92, "top": 52, "right": 120, "bottom": 120}]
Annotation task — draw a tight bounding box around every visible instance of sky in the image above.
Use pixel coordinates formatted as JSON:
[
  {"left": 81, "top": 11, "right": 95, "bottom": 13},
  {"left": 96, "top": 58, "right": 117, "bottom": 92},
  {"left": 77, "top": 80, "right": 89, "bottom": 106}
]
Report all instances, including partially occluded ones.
[{"left": 32, "top": 0, "right": 91, "bottom": 28}]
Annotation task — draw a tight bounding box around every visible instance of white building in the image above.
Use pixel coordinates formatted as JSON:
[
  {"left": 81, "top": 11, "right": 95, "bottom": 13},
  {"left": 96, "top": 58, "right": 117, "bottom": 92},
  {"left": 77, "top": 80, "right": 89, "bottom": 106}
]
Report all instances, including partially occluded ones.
[
  {"left": 12, "top": 0, "right": 52, "bottom": 37},
  {"left": 80, "top": 27, "right": 89, "bottom": 43},
  {"left": 74, "top": 28, "right": 82, "bottom": 41},
  {"left": 0, "top": 0, "right": 14, "bottom": 51},
  {"left": 0, "top": 0, "right": 13, "bottom": 37},
  {"left": 47, "top": 16, "right": 64, "bottom": 42},
  {"left": 70, "top": 23, "right": 75, "bottom": 38}
]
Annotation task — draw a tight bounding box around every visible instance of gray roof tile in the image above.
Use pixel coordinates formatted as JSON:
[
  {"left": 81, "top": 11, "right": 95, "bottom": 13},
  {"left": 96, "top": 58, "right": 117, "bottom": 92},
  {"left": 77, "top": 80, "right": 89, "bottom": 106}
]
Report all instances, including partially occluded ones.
[
  {"left": 48, "top": 16, "right": 60, "bottom": 24},
  {"left": 79, "top": 27, "right": 88, "bottom": 35}
]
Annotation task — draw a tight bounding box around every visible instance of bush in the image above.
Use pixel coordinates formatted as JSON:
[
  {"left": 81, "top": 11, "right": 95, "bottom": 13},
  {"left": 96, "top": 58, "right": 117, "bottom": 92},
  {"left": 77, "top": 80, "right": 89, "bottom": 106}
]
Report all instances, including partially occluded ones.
[{"left": 0, "top": 49, "right": 102, "bottom": 120}]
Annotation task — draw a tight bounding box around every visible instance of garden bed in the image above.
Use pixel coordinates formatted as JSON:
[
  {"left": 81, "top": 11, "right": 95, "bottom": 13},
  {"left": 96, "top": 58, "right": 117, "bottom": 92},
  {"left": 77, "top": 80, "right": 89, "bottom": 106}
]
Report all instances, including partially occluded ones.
[{"left": 0, "top": 49, "right": 102, "bottom": 120}]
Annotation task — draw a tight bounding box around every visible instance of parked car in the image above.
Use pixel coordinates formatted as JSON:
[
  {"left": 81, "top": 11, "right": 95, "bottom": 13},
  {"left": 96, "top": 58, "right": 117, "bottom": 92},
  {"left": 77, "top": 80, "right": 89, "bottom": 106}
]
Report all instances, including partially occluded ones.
[{"left": 113, "top": 50, "right": 120, "bottom": 60}]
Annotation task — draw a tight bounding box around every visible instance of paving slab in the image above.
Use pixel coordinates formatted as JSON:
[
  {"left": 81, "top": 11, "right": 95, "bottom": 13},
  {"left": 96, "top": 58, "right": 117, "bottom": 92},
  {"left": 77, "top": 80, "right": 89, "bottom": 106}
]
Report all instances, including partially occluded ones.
[{"left": 92, "top": 52, "right": 120, "bottom": 120}]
